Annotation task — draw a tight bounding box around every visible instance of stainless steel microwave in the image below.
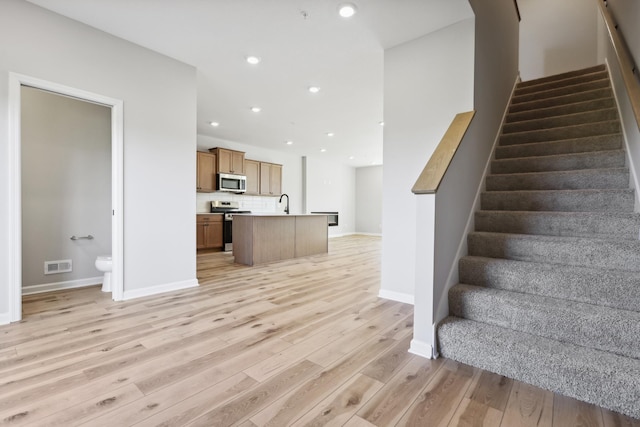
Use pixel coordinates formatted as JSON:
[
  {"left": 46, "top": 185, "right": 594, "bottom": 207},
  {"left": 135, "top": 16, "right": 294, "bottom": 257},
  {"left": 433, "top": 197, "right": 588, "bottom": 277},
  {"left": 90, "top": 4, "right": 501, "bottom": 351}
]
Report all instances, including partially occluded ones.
[{"left": 217, "top": 173, "right": 246, "bottom": 193}]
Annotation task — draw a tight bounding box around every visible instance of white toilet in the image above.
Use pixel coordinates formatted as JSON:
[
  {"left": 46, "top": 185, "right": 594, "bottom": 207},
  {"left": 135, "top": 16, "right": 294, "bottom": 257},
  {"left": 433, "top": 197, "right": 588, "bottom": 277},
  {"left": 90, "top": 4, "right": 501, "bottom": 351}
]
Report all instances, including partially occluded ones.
[{"left": 95, "top": 255, "right": 112, "bottom": 292}]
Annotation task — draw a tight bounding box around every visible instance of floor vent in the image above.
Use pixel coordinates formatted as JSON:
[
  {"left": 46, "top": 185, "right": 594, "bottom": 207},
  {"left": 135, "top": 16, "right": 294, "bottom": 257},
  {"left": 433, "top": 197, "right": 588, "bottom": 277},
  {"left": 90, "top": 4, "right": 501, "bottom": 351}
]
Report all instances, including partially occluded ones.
[{"left": 44, "top": 259, "right": 72, "bottom": 275}]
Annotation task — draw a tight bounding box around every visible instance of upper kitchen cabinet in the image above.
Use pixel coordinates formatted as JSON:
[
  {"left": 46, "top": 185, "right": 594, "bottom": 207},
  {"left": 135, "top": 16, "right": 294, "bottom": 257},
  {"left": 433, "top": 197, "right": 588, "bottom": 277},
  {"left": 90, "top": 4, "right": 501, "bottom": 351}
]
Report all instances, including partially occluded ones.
[
  {"left": 260, "top": 162, "right": 282, "bottom": 196},
  {"left": 244, "top": 159, "right": 260, "bottom": 195},
  {"left": 196, "top": 151, "right": 216, "bottom": 192},
  {"left": 210, "top": 148, "right": 245, "bottom": 175}
]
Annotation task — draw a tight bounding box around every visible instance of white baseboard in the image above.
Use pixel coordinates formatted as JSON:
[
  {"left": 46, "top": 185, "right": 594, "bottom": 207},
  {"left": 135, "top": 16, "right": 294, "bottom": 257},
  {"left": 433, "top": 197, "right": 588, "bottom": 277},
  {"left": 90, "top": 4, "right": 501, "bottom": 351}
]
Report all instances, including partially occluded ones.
[
  {"left": 22, "top": 276, "right": 103, "bottom": 296},
  {"left": 378, "top": 289, "right": 414, "bottom": 305},
  {"left": 0, "top": 312, "right": 10, "bottom": 326},
  {"left": 354, "top": 232, "right": 382, "bottom": 237},
  {"left": 123, "top": 279, "right": 199, "bottom": 301},
  {"left": 409, "top": 338, "right": 438, "bottom": 359},
  {"left": 328, "top": 232, "right": 356, "bottom": 238}
]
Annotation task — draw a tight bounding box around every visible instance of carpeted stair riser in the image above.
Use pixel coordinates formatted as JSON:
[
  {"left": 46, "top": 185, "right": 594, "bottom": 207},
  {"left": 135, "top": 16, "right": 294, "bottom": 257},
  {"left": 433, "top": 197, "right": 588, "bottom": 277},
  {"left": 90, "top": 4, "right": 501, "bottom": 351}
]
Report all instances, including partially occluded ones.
[
  {"left": 517, "top": 65, "right": 606, "bottom": 88},
  {"left": 485, "top": 168, "right": 629, "bottom": 191},
  {"left": 491, "top": 150, "right": 626, "bottom": 174},
  {"left": 499, "top": 121, "right": 620, "bottom": 146},
  {"left": 511, "top": 79, "right": 611, "bottom": 105},
  {"left": 481, "top": 189, "right": 634, "bottom": 212},
  {"left": 514, "top": 71, "right": 609, "bottom": 96},
  {"left": 502, "top": 108, "right": 618, "bottom": 134},
  {"left": 459, "top": 256, "right": 640, "bottom": 312},
  {"left": 505, "top": 97, "right": 616, "bottom": 124},
  {"left": 474, "top": 210, "right": 640, "bottom": 240},
  {"left": 438, "top": 317, "right": 640, "bottom": 419},
  {"left": 494, "top": 134, "right": 622, "bottom": 159},
  {"left": 467, "top": 231, "right": 640, "bottom": 272},
  {"left": 509, "top": 88, "right": 613, "bottom": 114},
  {"left": 448, "top": 284, "right": 640, "bottom": 360}
]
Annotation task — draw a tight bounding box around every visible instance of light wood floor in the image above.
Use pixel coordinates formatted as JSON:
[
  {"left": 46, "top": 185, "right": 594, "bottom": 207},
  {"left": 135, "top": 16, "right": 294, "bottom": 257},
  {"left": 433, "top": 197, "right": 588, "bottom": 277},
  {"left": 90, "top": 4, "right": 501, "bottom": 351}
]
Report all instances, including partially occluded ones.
[{"left": 1, "top": 235, "right": 638, "bottom": 426}]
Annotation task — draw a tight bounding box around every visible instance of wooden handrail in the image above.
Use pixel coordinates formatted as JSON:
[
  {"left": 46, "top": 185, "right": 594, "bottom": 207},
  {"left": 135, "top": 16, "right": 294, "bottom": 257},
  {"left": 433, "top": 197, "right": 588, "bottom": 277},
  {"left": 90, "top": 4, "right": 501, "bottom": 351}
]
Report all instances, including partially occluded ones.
[
  {"left": 597, "top": 0, "right": 640, "bottom": 130},
  {"left": 412, "top": 111, "right": 475, "bottom": 194}
]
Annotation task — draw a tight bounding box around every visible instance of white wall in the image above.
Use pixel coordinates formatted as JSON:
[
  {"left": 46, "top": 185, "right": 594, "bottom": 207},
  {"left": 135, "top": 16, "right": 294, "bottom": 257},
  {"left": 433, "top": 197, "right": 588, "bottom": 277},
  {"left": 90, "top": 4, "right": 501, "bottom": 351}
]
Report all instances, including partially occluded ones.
[
  {"left": 381, "top": 15, "right": 475, "bottom": 303},
  {"left": 0, "top": 0, "right": 197, "bottom": 319},
  {"left": 196, "top": 134, "right": 303, "bottom": 214},
  {"left": 21, "top": 87, "right": 111, "bottom": 290},
  {"left": 519, "top": 0, "right": 599, "bottom": 80},
  {"left": 355, "top": 166, "right": 383, "bottom": 235},
  {"left": 304, "top": 157, "right": 356, "bottom": 237}
]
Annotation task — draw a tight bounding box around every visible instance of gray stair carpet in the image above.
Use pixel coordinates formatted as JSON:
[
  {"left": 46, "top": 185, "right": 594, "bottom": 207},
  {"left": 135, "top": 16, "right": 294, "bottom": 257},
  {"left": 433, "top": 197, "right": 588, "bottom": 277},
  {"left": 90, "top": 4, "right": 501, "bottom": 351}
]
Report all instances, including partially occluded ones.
[{"left": 436, "top": 65, "right": 640, "bottom": 419}]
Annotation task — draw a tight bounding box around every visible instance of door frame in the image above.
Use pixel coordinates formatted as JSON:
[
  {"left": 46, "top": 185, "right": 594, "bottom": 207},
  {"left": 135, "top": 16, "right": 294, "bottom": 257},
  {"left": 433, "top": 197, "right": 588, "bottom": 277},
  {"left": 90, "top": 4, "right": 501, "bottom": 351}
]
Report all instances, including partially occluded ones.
[{"left": 8, "top": 73, "right": 124, "bottom": 321}]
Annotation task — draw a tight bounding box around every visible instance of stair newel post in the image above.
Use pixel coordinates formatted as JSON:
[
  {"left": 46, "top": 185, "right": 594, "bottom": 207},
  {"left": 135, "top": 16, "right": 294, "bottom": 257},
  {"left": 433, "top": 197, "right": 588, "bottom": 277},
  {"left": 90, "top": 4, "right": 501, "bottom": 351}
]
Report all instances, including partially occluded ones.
[{"left": 410, "top": 193, "right": 439, "bottom": 359}]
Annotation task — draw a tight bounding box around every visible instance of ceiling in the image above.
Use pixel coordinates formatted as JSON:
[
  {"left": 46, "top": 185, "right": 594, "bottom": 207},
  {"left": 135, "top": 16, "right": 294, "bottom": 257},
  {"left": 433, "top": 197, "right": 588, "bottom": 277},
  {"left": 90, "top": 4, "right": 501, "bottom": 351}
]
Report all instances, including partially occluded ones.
[{"left": 26, "top": 0, "right": 473, "bottom": 167}]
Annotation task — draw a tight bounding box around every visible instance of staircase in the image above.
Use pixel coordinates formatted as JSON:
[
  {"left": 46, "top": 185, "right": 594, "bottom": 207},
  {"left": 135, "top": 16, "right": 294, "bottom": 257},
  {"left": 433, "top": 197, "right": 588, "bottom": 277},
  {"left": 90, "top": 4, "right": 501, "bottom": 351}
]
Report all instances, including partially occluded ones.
[{"left": 437, "top": 64, "right": 640, "bottom": 419}]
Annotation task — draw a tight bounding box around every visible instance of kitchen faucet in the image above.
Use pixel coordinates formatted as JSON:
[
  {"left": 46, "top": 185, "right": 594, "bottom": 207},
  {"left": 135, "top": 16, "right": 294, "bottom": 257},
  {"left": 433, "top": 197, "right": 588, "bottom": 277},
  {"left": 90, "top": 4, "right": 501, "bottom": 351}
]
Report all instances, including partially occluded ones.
[{"left": 279, "top": 193, "right": 290, "bottom": 214}]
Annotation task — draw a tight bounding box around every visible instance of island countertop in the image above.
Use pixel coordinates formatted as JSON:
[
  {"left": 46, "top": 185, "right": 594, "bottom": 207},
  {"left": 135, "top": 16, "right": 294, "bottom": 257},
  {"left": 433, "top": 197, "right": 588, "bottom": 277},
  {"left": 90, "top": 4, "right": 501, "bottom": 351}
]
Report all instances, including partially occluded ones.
[{"left": 232, "top": 214, "right": 329, "bottom": 265}]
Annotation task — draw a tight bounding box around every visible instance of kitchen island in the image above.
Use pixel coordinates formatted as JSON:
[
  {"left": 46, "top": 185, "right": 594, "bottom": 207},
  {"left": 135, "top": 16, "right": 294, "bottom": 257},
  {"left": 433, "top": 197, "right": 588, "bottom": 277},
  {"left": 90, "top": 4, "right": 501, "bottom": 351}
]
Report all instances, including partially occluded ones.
[{"left": 232, "top": 214, "right": 329, "bottom": 265}]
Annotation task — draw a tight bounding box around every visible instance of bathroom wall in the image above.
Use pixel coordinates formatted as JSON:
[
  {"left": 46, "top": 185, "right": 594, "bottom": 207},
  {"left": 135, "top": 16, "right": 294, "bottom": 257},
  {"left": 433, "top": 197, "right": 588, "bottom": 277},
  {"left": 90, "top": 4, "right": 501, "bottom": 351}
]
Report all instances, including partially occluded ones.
[{"left": 21, "top": 86, "right": 111, "bottom": 292}]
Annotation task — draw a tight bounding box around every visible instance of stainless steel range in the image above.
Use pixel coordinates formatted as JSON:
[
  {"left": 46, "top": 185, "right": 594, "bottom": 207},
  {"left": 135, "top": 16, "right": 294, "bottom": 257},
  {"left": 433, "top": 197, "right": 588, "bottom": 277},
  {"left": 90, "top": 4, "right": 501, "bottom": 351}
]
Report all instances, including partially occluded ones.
[{"left": 210, "top": 201, "right": 251, "bottom": 251}]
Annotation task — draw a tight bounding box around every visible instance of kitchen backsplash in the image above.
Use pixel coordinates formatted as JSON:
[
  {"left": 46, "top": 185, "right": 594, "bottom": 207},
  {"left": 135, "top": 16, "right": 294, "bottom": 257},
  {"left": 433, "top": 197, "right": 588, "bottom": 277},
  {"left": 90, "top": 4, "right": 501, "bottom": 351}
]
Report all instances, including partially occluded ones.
[{"left": 196, "top": 192, "right": 281, "bottom": 213}]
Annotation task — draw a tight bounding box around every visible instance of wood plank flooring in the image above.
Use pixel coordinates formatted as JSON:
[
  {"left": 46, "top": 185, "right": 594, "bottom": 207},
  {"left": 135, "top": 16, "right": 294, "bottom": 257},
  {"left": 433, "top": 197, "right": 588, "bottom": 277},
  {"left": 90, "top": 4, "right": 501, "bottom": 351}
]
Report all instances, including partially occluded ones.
[{"left": 1, "top": 235, "right": 638, "bottom": 426}]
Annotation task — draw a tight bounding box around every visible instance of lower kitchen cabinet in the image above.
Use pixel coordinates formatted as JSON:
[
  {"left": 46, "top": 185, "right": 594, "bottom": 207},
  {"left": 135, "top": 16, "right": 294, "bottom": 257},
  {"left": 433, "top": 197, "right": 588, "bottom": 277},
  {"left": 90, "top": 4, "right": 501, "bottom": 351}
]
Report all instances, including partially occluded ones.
[{"left": 196, "top": 214, "right": 223, "bottom": 250}]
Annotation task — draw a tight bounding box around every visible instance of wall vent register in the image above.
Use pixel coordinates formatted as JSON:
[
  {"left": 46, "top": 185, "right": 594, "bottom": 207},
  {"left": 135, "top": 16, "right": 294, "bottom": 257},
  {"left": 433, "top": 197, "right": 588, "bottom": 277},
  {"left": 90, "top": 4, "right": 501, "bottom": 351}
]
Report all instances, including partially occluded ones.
[{"left": 44, "top": 259, "right": 73, "bottom": 275}]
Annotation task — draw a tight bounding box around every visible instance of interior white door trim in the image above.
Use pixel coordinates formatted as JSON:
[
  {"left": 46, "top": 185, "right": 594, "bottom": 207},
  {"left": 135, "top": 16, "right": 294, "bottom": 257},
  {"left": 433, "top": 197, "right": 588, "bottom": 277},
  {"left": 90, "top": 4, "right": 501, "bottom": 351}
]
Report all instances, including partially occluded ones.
[{"left": 8, "top": 73, "right": 125, "bottom": 321}]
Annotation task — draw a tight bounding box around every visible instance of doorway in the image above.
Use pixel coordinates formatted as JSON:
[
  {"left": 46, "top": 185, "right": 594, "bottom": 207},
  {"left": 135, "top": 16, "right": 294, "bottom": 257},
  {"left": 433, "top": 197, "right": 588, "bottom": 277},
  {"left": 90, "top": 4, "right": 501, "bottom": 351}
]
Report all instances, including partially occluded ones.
[{"left": 8, "top": 73, "right": 124, "bottom": 322}]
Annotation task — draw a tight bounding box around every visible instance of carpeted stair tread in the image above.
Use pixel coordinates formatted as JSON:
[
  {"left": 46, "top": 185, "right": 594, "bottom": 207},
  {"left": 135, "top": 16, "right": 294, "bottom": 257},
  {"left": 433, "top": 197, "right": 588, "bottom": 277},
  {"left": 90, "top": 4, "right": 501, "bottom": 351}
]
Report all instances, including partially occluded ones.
[
  {"left": 514, "top": 70, "right": 609, "bottom": 96},
  {"left": 491, "top": 150, "right": 626, "bottom": 174},
  {"left": 502, "top": 108, "right": 618, "bottom": 134},
  {"left": 494, "top": 134, "right": 622, "bottom": 159},
  {"left": 508, "top": 88, "right": 613, "bottom": 114},
  {"left": 437, "top": 316, "right": 640, "bottom": 419},
  {"left": 511, "top": 79, "right": 611, "bottom": 105},
  {"left": 505, "top": 97, "right": 616, "bottom": 124},
  {"left": 481, "top": 188, "right": 634, "bottom": 212},
  {"left": 474, "top": 210, "right": 640, "bottom": 239},
  {"left": 467, "top": 231, "right": 640, "bottom": 271},
  {"left": 485, "top": 168, "right": 628, "bottom": 191},
  {"left": 449, "top": 283, "right": 640, "bottom": 360},
  {"left": 459, "top": 256, "right": 640, "bottom": 312},
  {"left": 517, "top": 64, "right": 606, "bottom": 88},
  {"left": 499, "top": 120, "right": 620, "bottom": 145}
]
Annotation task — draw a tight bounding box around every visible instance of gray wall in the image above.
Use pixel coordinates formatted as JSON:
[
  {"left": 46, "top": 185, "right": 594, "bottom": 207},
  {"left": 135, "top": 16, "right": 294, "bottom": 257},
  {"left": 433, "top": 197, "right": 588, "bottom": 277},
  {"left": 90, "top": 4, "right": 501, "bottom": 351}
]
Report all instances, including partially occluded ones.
[
  {"left": 21, "top": 87, "right": 111, "bottom": 289},
  {"left": 381, "top": 13, "right": 475, "bottom": 302},
  {"left": 431, "top": 0, "right": 520, "bottom": 324},
  {"left": 0, "top": 0, "right": 197, "bottom": 319},
  {"left": 355, "top": 166, "right": 382, "bottom": 235},
  {"left": 606, "top": 0, "right": 640, "bottom": 64},
  {"left": 519, "top": 0, "right": 599, "bottom": 80}
]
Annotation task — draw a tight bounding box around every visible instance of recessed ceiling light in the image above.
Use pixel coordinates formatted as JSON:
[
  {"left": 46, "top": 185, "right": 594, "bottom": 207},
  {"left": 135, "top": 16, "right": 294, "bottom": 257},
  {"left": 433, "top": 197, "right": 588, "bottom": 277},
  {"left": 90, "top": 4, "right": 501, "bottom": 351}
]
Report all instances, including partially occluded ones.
[
  {"left": 209, "top": 121, "right": 220, "bottom": 127},
  {"left": 349, "top": 156, "right": 355, "bottom": 160},
  {"left": 250, "top": 106, "right": 262, "bottom": 113},
  {"left": 308, "top": 86, "right": 321, "bottom": 94},
  {"left": 338, "top": 3, "right": 357, "bottom": 18},
  {"left": 326, "top": 132, "right": 335, "bottom": 137},
  {"left": 246, "top": 55, "right": 261, "bottom": 65},
  {"left": 320, "top": 148, "right": 327, "bottom": 153},
  {"left": 378, "top": 121, "right": 385, "bottom": 126},
  {"left": 285, "top": 140, "right": 293, "bottom": 145}
]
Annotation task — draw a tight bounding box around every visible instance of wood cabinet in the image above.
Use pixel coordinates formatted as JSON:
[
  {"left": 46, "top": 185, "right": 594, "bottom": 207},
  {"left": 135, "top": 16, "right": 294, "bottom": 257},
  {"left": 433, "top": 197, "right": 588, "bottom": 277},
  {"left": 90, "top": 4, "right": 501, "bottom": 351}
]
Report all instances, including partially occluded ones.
[
  {"left": 259, "top": 162, "right": 282, "bottom": 196},
  {"left": 196, "top": 214, "right": 223, "bottom": 250},
  {"left": 196, "top": 152, "right": 216, "bottom": 192},
  {"left": 210, "top": 148, "right": 245, "bottom": 175},
  {"left": 244, "top": 159, "right": 260, "bottom": 195}
]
